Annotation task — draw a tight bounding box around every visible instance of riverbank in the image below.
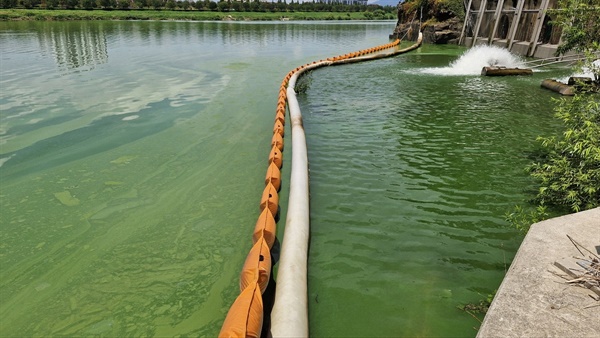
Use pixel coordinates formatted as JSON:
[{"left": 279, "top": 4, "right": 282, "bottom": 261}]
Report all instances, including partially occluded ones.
[
  {"left": 477, "top": 208, "right": 600, "bottom": 337},
  {"left": 0, "top": 9, "right": 392, "bottom": 21}
]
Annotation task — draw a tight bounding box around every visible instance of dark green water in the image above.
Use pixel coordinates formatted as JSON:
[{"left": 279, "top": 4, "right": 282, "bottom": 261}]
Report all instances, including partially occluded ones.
[
  {"left": 301, "top": 53, "right": 567, "bottom": 336},
  {"left": 1, "top": 20, "right": 567, "bottom": 336}
]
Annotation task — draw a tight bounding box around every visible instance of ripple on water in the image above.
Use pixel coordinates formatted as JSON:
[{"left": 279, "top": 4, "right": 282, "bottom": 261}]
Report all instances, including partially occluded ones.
[{"left": 304, "top": 56, "right": 558, "bottom": 336}]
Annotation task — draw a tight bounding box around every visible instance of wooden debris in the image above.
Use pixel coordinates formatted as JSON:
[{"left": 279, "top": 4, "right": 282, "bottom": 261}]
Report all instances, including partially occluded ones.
[
  {"left": 481, "top": 66, "right": 533, "bottom": 76},
  {"left": 541, "top": 79, "right": 575, "bottom": 96},
  {"left": 553, "top": 235, "right": 600, "bottom": 298}
]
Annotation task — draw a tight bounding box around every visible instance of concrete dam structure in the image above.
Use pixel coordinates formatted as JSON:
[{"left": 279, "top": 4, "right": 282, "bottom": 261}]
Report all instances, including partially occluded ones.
[{"left": 459, "top": 0, "right": 563, "bottom": 58}]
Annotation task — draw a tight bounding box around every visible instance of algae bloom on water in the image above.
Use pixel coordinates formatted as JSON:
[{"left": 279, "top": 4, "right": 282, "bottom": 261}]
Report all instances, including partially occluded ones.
[{"left": 54, "top": 191, "right": 80, "bottom": 206}]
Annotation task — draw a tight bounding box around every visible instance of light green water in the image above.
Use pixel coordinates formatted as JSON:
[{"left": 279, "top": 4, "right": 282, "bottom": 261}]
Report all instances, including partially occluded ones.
[{"left": 1, "top": 20, "right": 567, "bottom": 336}]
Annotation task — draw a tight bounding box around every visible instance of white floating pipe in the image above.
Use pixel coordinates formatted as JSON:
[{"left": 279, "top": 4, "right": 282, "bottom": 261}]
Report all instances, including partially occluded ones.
[
  {"left": 270, "top": 34, "right": 422, "bottom": 337},
  {"left": 270, "top": 61, "right": 329, "bottom": 338}
]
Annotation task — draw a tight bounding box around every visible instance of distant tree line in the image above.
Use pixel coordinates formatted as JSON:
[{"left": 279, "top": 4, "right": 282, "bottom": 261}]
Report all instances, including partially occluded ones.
[{"left": 1, "top": 0, "right": 396, "bottom": 14}]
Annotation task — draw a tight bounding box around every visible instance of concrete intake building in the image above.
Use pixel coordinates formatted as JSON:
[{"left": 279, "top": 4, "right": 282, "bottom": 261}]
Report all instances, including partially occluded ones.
[{"left": 459, "top": 0, "right": 563, "bottom": 58}]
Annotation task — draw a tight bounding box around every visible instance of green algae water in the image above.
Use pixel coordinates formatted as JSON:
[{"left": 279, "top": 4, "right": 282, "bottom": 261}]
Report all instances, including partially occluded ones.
[
  {"left": 301, "top": 51, "right": 568, "bottom": 336},
  {"left": 1, "top": 21, "right": 567, "bottom": 336}
]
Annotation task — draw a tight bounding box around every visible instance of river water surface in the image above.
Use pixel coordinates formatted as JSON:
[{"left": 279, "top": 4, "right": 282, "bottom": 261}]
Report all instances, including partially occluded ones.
[{"left": 1, "top": 20, "right": 566, "bottom": 336}]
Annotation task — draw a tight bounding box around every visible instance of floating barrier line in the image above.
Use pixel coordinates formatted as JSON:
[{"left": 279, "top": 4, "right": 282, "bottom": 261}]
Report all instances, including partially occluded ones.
[
  {"left": 219, "top": 32, "right": 423, "bottom": 338},
  {"left": 272, "top": 32, "right": 423, "bottom": 338}
]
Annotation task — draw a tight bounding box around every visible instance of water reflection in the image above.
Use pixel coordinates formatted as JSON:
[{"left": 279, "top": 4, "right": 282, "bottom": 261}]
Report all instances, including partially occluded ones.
[{"left": 36, "top": 22, "right": 108, "bottom": 73}]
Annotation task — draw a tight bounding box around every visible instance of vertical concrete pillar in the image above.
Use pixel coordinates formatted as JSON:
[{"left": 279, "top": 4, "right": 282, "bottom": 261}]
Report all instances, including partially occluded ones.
[
  {"left": 471, "top": 0, "right": 488, "bottom": 47},
  {"left": 528, "top": 0, "right": 550, "bottom": 57},
  {"left": 507, "top": 0, "right": 525, "bottom": 51},
  {"left": 489, "top": 0, "right": 506, "bottom": 44},
  {"left": 459, "top": 0, "right": 475, "bottom": 45}
]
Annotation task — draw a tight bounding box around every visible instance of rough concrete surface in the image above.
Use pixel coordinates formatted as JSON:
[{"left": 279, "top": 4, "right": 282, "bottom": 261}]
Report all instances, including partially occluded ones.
[{"left": 477, "top": 207, "right": 600, "bottom": 338}]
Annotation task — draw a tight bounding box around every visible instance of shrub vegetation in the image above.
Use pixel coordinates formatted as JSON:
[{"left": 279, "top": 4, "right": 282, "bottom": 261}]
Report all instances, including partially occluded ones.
[
  {"left": 508, "top": 0, "right": 600, "bottom": 231},
  {"left": 0, "top": 0, "right": 397, "bottom": 20}
]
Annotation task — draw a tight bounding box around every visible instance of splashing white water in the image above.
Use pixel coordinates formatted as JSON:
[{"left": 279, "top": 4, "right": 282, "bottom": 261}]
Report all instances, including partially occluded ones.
[
  {"left": 421, "top": 45, "right": 526, "bottom": 76},
  {"left": 557, "top": 59, "right": 600, "bottom": 84}
]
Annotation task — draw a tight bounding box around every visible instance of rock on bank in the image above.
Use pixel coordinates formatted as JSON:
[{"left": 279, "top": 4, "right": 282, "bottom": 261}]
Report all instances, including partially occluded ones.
[{"left": 390, "top": 0, "right": 464, "bottom": 44}]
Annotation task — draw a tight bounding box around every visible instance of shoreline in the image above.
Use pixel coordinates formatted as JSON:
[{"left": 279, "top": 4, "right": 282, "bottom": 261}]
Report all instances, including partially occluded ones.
[{"left": 0, "top": 9, "right": 396, "bottom": 22}]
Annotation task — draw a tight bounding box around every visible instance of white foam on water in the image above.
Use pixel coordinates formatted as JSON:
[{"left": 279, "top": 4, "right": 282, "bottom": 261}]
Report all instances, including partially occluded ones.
[
  {"left": 420, "top": 45, "right": 526, "bottom": 76},
  {"left": 557, "top": 59, "right": 600, "bottom": 84},
  {"left": 122, "top": 115, "right": 140, "bottom": 121},
  {"left": 0, "top": 155, "right": 15, "bottom": 168}
]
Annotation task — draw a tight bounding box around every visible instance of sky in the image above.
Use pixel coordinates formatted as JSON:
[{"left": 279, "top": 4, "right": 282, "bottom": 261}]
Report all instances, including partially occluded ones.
[{"left": 368, "top": 0, "right": 401, "bottom": 5}]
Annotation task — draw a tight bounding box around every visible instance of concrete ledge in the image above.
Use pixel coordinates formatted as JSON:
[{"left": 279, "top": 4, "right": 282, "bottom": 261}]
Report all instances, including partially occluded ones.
[{"left": 477, "top": 208, "right": 600, "bottom": 338}]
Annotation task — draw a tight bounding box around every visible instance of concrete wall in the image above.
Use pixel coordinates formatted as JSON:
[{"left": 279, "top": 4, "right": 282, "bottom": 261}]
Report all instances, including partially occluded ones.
[
  {"left": 477, "top": 208, "right": 600, "bottom": 337},
  {"left": 459, "top": 0, "right": 563, "bottom": 58}
]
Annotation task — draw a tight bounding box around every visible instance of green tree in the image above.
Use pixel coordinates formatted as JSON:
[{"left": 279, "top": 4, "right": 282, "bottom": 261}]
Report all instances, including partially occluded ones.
[
  {"left": 288, "top": 0, "right": 297, "bottom": 12},
  {"left": 552, "top": 0, "right": 600, "bottom": 68},
  {"left": 276, "top": 0, "right": 286, "bottom": 12},
  {"left": 80, "top": 0, "right": 96, "bottom": 9},
  {"left": 231, "top": 0, "right": 240, "bottom": 12},
  {"left": 20, "top": 0, "right": 40, "bottom": 8},
  {"left": 151, "top": 0, "right": 162, "bottom": 9},
  {"left": 1, "top": 0, "right": 18, "bottom": 7},
  {"left": 46, "top": 0, "right": 59, "bottom": 9},
  {"left": 250, "top": 0, "right": 260, "bottom": 12},
  {"left": 527, "top": 96, "right": 600, "bottom": 212},
  {"left": 217, "top": 0, "right": 229, "bottom": 12},
  {"left": 192, "top": 0, "right": 203, "bottom": 10},
  {"left": 553, "top": 0, "right": 600, "bottom": 86},
  {"left": 65, "top": 0, "right": 79, "bottom": 9},
  {"left": 510, "top": 0, "right": 600, "bottom": 231},
  {"left": 99, "top": 0, "right": 116, "bottom": 8},
  {"left": 208, "top": 0, "right": 217, "bottom": 11}
]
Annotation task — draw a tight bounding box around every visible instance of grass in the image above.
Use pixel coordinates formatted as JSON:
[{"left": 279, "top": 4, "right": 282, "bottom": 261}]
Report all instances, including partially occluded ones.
[{"left": 0, "top": 9, "right": 395, "bottom": 21}]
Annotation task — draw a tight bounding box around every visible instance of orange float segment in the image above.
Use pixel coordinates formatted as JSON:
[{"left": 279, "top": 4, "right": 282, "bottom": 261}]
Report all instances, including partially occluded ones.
[
  {"left": 253, "top": 207, "right": 276, "bottom": 248},
  {"left": 268, "top": 145, "right": 283, "bottom": 169},
  {"left": 277, "top": 97, "right": 286, "bottom": 106},
  {"left": 265, "top": 161, "right": 282, "bottom": 191},
  {"left": 271, "top": 132, "right": 283, "bottom": 152},
  {"left": 239, "top": 237, "right": 272, "bottom": 294},
  {"left": 273, "top": 121, "right": 284, "bottom": 137},
  {"left": 260, "top": 182, "right": 279, "bottom": 217},
  {"left": 219, "top": 283, "right": 263, "bottom": 338},
  {"left": 275, "top": 111, "right": 285, "bottom": 125}
]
